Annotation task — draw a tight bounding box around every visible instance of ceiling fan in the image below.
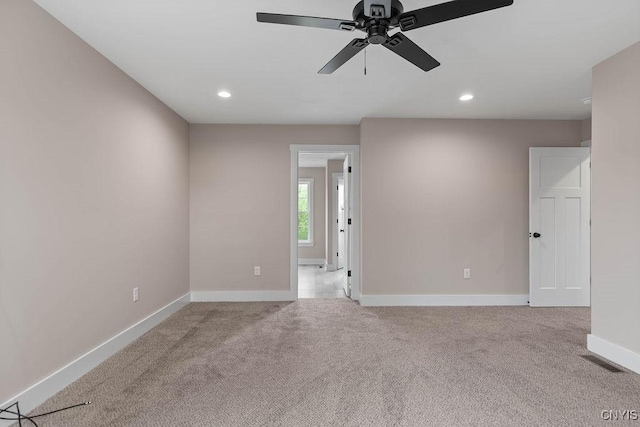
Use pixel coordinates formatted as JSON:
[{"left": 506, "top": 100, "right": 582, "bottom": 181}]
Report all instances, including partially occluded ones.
[{"left": 257, "top": 0, "right": 513, "bottom": 74}]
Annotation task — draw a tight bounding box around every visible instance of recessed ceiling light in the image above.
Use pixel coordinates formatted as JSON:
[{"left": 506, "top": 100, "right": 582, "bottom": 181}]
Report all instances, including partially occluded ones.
[
  {"left": 218, "top": 91, "right": 231, "bottom": 98},
  {"left": 582, "top": 97, "right": 592, "bottom": 105},
  {"left": 459, "top": 94, "right": 474, "bottom": 101}
]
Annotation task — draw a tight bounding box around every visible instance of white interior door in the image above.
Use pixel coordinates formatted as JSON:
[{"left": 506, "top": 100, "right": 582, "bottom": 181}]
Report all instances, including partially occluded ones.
[
  {"left": 343, "top": 155, "right": 351, "bottom": 297},
  {"left": 530, "top": 147, "right": 591, "bottom": 307},
  {"left": 337, "top": 177, "right": 345, "bottom": 270}
]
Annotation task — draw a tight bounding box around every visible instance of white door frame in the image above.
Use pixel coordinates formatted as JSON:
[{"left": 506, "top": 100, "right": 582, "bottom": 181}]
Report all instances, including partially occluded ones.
[
  {"left": 290, "top": 145, "right": 361, "bottom": 301},
  {"left": 330, "top": 172, "right": 344, "bottom": 272}
]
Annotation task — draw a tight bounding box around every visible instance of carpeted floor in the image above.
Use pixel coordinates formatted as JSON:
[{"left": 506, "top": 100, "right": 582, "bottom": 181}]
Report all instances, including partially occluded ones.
[{"left": 23, "top": 300, "right": 640, "bottom": 426}]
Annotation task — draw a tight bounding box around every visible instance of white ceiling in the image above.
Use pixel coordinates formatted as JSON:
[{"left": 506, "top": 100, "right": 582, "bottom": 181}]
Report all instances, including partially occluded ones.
[
  {"left": 299, "top": 152, "right": 346, "bottom": 168},
  {"left": 33, "top": 0, "right": 640, "bottom": 124}
]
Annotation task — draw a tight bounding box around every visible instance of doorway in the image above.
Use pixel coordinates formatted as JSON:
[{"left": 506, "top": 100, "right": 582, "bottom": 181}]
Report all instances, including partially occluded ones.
[
  {"left": 290, "top": 145, "right": 360, "bottom": 301},
  {"left": 297, "top": 154, "right": 345, "bottom": 298}
]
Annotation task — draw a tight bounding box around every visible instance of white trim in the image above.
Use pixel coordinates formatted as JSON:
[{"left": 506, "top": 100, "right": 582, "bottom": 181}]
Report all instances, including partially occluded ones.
[
  {"left": 190, "top": 291, "right": 294, "bottom": 302},
  {"left": 298, "top": 258, "right": 326, "bottom": 266},
  {"left": 326, "top": 263, "right": 336, "bottom": 272},
  {"left": 349, "top": 150, "right": 360, "bottom": 300},
  {"left": 0, "top": 293, "right": 190, "bottom": 425},
  {"left": 331, "top": 172, "right": 344, "bottom": 273},
  {"left": 581, "top": 140, "right": 592, "bottom": 148},
  {"left": 587, "top": 334, "right": 640, "bottom": 375},
  {"left": 290, "top": 145, "right": 360, "bottom": 301},
  {"left": 359, "top": 294, "right": 529, "bottom": 307},
  {"left": 290, "top": 149, "right": 299, "bottom": 301},
  {"left": 297, "top": 177, "right": 314, "bottom": 245}
]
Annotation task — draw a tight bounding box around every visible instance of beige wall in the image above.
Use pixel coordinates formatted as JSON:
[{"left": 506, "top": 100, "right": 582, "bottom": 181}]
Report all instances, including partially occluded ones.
[
  {"left": 0, "top": 0, "right": 189, "bottom": 404},
  {"left": 591, "top": 42, "right": 640, "bottom": 355},
  {"left": 189, "top": 125, "right": 359, "bottom": 292},
  {"left": 298, "top": 167, "right": 326, "bottom": 260},
  {"left": 326, "top": 159, "right": 344, "bottom": 268},
  {"left": 360, "top": 118, "right": 582, "bottom": 296}
]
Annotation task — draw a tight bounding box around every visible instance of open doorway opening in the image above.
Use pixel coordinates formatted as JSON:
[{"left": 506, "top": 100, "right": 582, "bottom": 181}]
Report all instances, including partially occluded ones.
[
  {"left": 297, "top": 153, "right": 346, "bottom": 298},
  {"left": 290, "top": 145, "right": 360, "bottom": 301}
]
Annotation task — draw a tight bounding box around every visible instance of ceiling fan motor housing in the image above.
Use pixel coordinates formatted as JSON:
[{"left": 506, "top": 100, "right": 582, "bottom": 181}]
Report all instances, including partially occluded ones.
[{"left": 367, "top": 25, "right": 388, "bottom": 44}]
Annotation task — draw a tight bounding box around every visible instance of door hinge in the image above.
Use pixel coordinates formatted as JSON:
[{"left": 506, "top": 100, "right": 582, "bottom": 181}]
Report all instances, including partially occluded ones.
[
  {"left": 348, "top": 166, "right": 352, "bottom": 173},
  {"left": 348, "top": 218, "right": 352, "bottom": 225},
  {"left": 347, "top": 270, "right": 352, "bottom": 277},
  {"left": 337, "top": 252, "right": 339, "bottom": 257},
  {"left": 337, "top": 185, "right": 339, "bottom": 190}
]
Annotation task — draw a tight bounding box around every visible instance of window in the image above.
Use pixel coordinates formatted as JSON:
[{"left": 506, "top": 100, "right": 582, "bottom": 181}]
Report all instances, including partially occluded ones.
[{"left": 298, "top": 178, "right": 314, "bottom": 245}]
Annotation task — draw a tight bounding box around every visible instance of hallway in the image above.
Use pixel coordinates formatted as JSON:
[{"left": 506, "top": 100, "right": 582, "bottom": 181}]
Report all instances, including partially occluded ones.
[{"left": 298, "top": 266, "right": 346, "bottom": 299}]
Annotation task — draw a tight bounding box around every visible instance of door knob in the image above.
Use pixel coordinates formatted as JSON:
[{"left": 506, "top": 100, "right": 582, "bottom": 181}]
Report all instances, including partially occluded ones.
[{"left": 533, "top": 232, "right": 541, "bottom": 238}]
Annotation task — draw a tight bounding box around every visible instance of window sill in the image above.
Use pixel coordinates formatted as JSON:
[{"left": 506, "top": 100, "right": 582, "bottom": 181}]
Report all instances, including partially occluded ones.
[{"left": 298, "top": 241, "right": 314, "bottom": 247}]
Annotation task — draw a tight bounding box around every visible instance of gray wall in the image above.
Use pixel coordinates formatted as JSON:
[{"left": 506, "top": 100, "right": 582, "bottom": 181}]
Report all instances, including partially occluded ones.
[
  {"left": 360, "top": 118, "right": 582, "bottom": 296},
  {"left": 0, "top": 0, "right": 189, "bottom": 404},
  {"left": 591, "top": 42, "right": 640, "bottom": 355},
  {"left": 189, "top": 125, "right": 359, "bottom": 292},
  {"left": 298, "top": 167, "right": 326, "bottom": 260}
]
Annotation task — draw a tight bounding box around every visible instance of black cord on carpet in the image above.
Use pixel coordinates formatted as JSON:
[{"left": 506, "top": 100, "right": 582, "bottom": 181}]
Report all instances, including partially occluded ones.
[{"left": 0, "top": 401, "right": 91, "bottom": 426}]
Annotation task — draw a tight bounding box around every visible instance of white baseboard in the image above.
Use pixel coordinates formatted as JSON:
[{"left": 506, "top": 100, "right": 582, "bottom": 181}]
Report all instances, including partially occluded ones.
[
  {"left": 0, "top": 293, "right": 191, "bottom": 427},
  {"left": 587, "top": 334, "right": 640, "bottom": 375},
  {"left": 326, "top": 263, "right": 336, "bottom": 272},
  {"left": 359, "top": 294, "right": 529, "bottom": 307},
  {"left": 190, "top": 291, "right": 295, "bottom": 302},
  {"left": 298, "top": 258, "right": 325, "bottom": 266}
]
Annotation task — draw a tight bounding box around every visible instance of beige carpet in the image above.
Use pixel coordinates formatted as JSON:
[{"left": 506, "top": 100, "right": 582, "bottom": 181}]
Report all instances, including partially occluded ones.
[{"left": 22, "top": 301, "right": 640, "bottom": 426}]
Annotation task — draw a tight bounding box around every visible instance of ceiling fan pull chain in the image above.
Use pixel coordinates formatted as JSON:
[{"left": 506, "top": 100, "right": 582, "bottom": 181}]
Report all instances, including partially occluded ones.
[{"left": 364, "top": 48, "right": 367, "bottom": 76}]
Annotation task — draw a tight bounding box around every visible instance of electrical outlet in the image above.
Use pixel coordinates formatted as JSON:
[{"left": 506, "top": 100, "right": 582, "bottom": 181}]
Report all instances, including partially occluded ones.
[
  {"left": 464, "top": 269, "right": 471, "bottom": 279},
  {"left": 254, "top": 266, "right": 261, "bottom": 276},
  {"left": 133, "top": 287, "right": 139, "bottom": 302}
]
